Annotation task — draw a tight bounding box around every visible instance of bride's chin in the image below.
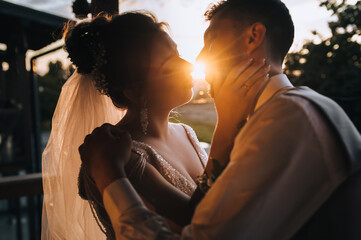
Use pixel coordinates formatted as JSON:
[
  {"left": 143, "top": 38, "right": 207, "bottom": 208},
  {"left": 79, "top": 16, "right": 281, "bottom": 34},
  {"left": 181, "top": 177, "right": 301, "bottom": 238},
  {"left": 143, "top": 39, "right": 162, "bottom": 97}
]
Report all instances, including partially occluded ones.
[
  {"left": 185, "top": 89, "right": 193, "bottom": 103},
  {"left": 176, "top": 89, "right": 193, "bottom": 107}
]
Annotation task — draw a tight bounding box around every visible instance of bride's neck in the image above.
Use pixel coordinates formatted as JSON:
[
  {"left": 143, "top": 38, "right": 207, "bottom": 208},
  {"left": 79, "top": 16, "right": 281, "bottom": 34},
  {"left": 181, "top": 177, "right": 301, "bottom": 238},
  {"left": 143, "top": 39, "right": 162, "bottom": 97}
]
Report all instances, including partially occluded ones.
[{"left": 119, "top": 107, "right": 171, "bottom": 141}]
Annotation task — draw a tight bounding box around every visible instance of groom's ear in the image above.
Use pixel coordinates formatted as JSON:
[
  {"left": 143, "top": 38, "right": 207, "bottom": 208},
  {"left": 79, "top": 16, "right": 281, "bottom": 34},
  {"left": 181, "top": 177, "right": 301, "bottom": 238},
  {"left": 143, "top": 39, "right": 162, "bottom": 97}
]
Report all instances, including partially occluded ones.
[{"left": 246, "top": 22, "right": 266, "bottom": 54}]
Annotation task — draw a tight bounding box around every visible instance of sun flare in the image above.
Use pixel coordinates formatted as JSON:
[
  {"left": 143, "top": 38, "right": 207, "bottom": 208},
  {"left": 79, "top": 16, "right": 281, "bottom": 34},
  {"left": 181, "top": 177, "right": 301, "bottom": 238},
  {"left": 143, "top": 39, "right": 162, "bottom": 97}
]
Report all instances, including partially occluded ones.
[{"left": 191, "top": 62, "right": 206, "bottom": 80}]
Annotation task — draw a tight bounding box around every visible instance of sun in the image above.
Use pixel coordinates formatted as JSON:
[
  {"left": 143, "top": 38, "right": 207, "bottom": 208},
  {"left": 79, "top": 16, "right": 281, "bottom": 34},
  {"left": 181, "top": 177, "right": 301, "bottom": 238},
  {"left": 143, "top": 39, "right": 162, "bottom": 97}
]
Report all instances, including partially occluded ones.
[{"left": 191, "top": 62, "right": 206, "bottom": 80}]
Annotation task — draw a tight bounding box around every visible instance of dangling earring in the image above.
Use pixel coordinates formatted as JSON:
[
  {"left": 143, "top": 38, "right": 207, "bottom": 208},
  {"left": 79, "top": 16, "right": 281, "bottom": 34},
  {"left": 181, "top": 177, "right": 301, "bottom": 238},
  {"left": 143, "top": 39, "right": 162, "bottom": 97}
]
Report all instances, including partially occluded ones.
[{"left": 140, "top": 105, "right": 149, "bottom": 135}]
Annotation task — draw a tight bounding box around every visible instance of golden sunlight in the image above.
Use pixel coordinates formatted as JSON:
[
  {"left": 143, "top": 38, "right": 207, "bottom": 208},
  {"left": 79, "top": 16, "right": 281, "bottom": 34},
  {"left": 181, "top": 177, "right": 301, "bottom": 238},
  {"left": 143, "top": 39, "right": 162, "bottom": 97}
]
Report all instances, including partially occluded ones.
[{"left": 191, "top": 62, "right": 206, "bottom": 80}]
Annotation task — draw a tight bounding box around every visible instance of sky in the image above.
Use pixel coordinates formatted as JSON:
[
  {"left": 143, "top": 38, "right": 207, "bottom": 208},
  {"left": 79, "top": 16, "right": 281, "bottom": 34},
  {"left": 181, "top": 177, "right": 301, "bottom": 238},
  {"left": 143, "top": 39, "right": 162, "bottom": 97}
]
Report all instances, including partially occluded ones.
[{"left": 5, "top": 0, "right": 337, "bottom": 74}]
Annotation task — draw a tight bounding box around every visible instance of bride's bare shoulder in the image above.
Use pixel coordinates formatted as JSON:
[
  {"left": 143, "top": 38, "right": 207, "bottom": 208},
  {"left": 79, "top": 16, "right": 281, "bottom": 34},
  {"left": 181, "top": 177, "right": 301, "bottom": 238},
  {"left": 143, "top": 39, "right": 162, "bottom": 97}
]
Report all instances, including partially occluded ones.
[
  {"left": 169, "top": 122, "right": 198, "bottom": 142},
  {"left": 170, "top": 122, "right": 196, "bottom": 133},
  {"left": 169, "top": 122, "right": 188, "bottom": 133}
]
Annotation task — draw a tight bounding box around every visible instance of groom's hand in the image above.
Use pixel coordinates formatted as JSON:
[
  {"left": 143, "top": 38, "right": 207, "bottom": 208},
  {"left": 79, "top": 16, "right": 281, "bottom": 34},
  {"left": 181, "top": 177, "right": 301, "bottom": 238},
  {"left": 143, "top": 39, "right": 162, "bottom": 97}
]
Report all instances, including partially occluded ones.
[
  {"left": 79, "top": 123, "right": 132, "bottom": 194},
  {"left": 208, "top": 58, "right": 270, "bottom": 169}
]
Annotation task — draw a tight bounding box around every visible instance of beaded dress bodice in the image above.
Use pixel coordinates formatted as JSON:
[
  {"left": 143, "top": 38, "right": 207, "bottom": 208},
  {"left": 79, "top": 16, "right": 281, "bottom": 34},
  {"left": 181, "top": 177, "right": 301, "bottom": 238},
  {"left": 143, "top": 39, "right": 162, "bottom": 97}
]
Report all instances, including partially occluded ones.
[{"left": 131, "top": 124, "right": 208, "bottom": 196}]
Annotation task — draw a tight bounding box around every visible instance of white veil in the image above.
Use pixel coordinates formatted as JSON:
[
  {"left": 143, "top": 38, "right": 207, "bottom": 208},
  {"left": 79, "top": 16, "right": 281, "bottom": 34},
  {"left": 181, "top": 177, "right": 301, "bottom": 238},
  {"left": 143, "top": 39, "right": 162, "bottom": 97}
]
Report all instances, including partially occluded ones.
[{"left": 41, "top": 71, "right": 126, "bottom": 239}]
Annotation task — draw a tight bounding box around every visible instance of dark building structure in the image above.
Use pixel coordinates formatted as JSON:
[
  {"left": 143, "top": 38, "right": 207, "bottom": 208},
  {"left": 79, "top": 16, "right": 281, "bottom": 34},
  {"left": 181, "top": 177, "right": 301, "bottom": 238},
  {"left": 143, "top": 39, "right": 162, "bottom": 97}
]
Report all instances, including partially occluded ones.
[
  {"left": 0, "top": 1, "right": 68, "bottom": 239},
  {"left": 0, "top": 0, "right": 120, "bottom": 238}
]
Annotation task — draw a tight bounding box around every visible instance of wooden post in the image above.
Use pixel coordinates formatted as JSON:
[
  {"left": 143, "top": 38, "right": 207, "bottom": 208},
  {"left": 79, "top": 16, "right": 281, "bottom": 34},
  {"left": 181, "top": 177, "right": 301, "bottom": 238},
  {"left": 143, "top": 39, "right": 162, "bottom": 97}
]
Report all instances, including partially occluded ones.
[
  {"left": 5, "top": 20, "right": 34, "bottom": 240},
  {"left": 91, "top": 0, "right": 119, "bottom": 17},
  {"left": 6, "top": 22, "right": 33, "bottom": 171}
]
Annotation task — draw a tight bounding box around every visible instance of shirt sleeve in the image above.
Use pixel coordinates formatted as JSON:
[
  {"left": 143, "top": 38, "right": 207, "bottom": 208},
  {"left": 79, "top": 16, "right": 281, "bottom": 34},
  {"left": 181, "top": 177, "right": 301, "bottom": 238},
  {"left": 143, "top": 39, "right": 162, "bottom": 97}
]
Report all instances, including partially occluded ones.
[{"left": 103, "top": 178, "right": 182, "bottom": 239}]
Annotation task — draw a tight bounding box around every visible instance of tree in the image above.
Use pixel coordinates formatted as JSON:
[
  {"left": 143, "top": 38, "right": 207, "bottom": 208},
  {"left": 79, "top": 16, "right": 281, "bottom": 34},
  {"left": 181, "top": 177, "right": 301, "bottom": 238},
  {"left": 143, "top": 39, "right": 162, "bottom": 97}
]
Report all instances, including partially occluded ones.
[
  {"left": 285, "top": 0, "right": 361, "bottom": 132},
  {"left": 91, "top": 0, "right": 119, "bottom": 16},
  {"left": 72, "top": 0, "right": 119, "bottom": 18}
]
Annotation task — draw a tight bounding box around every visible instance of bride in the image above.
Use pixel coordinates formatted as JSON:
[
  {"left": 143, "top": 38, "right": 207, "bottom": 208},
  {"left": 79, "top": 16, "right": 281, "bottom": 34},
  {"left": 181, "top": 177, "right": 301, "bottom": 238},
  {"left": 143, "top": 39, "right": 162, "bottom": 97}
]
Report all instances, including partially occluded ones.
[{"left": 42, "top": 12, "right": 207, "bottom": 240}]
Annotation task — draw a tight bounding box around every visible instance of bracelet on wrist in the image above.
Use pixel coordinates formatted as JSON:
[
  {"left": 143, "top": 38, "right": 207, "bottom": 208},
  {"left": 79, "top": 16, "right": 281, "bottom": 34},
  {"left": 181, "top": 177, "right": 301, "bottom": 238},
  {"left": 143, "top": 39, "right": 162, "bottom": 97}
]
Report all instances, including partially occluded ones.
[
  {"left": 196, "top": 157, "right": 226, "bottom": 193},
  {"left": 196, "top": 173, "right": 215, "bottom": 194}
]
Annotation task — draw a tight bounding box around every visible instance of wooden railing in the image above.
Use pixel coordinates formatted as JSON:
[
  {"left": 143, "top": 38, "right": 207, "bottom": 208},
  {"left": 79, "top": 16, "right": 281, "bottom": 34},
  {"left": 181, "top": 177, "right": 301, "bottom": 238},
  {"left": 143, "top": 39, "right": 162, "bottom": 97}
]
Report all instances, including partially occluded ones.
[{"left": 0, "top": 173, "right": 42, "bottom": 199}]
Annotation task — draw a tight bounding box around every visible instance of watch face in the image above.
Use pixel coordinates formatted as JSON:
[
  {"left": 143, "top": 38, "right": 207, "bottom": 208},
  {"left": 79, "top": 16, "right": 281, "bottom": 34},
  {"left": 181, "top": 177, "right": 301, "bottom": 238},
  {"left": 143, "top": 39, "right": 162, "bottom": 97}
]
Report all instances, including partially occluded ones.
[
  {"left": 196, "top": 174, "right": 212, "bottom": 193},
  {"left": 207, "top": 177, "right": 214, "bottom": 187}
]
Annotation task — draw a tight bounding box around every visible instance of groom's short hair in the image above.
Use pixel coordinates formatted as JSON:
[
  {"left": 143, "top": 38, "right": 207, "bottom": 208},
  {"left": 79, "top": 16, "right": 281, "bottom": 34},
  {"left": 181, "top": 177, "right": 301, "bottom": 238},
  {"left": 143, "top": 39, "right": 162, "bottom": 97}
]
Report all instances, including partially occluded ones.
[{"left": 205, "top": 0, "right": 294, "bottom": 64}]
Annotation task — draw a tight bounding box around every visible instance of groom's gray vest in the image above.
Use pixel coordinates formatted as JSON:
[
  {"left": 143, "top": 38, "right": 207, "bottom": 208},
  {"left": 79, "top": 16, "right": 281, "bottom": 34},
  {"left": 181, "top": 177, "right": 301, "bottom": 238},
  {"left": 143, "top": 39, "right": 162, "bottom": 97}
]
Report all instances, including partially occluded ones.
[{"left": 286, "top": 87, "right": 361, "bottom": 240}]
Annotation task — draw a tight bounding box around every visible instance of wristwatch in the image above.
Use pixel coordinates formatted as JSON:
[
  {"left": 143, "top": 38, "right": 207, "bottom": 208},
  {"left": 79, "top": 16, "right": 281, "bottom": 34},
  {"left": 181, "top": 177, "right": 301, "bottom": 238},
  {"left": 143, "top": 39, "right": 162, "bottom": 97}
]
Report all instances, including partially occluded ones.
[{"left": 196, "top": 173, "right": 215, "bottom": 193}]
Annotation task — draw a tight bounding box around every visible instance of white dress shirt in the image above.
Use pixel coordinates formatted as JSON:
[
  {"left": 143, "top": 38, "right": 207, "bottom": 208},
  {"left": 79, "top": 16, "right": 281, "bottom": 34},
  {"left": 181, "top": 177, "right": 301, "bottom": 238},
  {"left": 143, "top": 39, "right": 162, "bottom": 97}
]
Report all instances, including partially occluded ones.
[{"left": 103, "top": 74, "right": 350, "bottom": 239}]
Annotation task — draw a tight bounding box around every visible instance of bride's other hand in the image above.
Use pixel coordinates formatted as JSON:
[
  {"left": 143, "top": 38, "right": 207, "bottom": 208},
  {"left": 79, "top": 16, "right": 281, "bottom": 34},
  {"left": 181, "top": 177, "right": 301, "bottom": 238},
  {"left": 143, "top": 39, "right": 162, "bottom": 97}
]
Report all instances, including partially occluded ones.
[
  {"left": 207, "top": 58, "right": 270, "bottom": 172},
  {"left": 79, "top": 123, "right": 132, "bottom": 194}
]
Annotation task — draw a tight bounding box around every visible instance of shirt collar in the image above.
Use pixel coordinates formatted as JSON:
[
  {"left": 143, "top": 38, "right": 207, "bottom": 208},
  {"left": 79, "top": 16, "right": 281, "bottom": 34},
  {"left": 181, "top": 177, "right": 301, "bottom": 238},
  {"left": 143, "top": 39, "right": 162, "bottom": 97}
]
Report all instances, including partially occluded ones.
[{"left": 255, "top": 74, "right": 294, "bottom": 111}]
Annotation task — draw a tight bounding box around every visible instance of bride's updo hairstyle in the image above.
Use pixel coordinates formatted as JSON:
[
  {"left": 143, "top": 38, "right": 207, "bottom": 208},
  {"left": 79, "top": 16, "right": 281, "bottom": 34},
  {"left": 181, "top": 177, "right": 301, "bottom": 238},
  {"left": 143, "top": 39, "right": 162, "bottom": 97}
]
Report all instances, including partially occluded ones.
[{"left": 64, "top": 12, "right": 167, "bottom": 109}]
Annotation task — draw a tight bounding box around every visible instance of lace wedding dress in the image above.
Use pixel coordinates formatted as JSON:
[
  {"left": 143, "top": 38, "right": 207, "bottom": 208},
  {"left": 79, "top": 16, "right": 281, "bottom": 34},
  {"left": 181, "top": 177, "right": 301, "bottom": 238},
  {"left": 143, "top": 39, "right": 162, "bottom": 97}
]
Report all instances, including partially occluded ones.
[{"left": 132, "top": 123, "right": 208, "bottom": 196}]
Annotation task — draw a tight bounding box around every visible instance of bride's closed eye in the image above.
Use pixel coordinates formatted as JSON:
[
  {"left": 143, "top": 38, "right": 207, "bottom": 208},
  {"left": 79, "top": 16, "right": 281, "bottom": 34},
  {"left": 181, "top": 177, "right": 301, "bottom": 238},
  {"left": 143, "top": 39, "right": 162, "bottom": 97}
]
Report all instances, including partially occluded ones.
[{"left": 161, "top": 54, "right": 182, "bottom": 75}]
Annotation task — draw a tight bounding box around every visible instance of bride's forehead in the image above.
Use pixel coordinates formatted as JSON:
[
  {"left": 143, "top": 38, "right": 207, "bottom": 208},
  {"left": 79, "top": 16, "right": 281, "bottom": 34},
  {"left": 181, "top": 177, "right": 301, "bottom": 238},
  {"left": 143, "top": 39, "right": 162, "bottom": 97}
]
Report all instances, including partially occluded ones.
[{"left": 148, "top": 32, "right": 177, "bottom": 67}]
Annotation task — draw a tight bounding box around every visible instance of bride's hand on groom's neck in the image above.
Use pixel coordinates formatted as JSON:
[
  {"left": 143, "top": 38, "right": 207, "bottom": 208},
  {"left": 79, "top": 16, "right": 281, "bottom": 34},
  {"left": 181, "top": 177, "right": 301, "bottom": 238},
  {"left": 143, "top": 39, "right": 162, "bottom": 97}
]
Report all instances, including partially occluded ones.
[{"left": 78, "top": 123, "right": 133, "bottom": 194}]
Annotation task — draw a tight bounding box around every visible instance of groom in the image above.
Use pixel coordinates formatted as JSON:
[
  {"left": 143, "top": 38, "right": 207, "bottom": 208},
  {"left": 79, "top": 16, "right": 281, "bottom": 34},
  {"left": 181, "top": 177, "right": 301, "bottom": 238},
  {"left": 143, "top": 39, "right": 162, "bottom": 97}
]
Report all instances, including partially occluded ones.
[{"left": 79, "top": 0, "right": 361, "bottom": 239}]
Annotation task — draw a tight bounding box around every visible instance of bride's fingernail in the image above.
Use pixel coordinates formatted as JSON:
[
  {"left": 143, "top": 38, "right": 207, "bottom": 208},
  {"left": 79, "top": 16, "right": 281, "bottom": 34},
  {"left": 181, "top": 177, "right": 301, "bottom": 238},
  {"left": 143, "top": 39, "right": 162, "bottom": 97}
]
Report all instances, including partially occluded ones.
[
  {"left": 264, "top": 65, "right": 271, "bottom": 71},
  {"left": 249, "top": 58, "right": 254, "bottom": 63}
]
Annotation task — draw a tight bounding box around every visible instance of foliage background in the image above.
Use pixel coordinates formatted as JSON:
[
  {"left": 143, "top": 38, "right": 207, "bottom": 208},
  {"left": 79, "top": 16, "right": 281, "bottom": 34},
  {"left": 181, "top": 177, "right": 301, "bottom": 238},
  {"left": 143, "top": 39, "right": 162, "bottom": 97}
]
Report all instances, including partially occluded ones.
[
  {"left": 38, "top": 61, "right": 74, "bottom": 130},
  {"left": 285, "top": 0, "right": 361, "bottom": 132}
]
